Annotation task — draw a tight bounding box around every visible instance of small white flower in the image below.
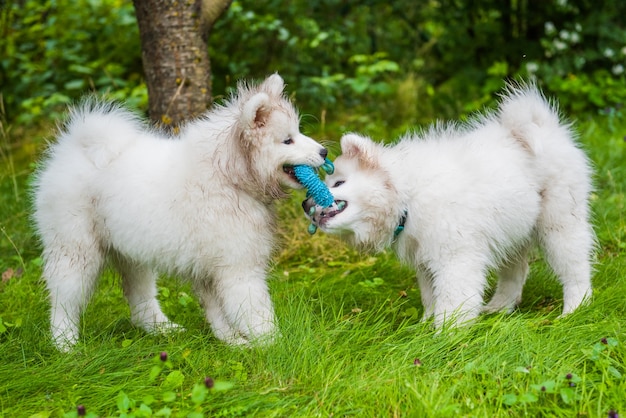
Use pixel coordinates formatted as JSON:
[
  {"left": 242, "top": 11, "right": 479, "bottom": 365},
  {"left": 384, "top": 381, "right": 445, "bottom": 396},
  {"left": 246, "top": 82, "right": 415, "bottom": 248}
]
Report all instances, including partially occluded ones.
[
  {"left": 604, "top": 48, "right": 615, "bottom": 58},
  {"left": 545, "top": 22, "right": 556, "bottom": 35},
  {"left": 612, "top": 64, "right": 624, "bottom": 75},
  {"left": 575, "top": 23, "right": 582, "bottom": 32},
  {"left": 621, "top": 46, "right": 626, "bottom": 56},
  {"left": 554, "top": 40, "right": 567, "bottom": 51},
  {"left": 560, "top": 30, "right": 570, "bottom": 41},
  {"left": 556, "top": 0, "right": 568, "bottom": 6},
  {"left": 570, "top": 32, "right": 580, "bottom": 43},
  {"left": 526, "top": 62, "right": 539, "bottom": 74}
]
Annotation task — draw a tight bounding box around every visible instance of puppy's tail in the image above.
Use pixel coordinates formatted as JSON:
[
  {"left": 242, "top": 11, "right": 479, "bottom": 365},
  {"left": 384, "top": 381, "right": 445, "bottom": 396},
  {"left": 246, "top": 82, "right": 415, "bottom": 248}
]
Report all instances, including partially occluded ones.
[
  {"left": 497, "top": 82, "right": 564, "bottom": 155},
  {"left": 57, "top": 97, "right": 147, "bottom": 168}
]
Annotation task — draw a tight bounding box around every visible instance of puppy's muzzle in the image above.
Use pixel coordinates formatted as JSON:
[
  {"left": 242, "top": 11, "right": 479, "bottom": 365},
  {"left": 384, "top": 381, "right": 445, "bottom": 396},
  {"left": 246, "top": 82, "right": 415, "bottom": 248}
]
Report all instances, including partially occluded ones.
[{"left": 302, "top": 198, "right": 347, "bottom": 226}]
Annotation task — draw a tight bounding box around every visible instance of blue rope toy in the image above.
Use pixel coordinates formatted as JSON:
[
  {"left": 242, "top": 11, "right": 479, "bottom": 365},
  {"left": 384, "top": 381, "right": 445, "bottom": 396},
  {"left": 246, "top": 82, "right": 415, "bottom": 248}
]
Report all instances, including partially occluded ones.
[{"left": 294, "top": 158, "right": 335, "bottom": 234}]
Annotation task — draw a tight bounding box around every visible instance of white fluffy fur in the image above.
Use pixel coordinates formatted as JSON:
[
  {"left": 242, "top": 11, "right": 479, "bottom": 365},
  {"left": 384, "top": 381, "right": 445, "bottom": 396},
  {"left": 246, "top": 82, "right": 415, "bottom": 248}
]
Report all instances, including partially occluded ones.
[
  {"left": 33, "top": 74, "right": 328, "bottom": 350},
  {"left": 305, "top": 84, "right": 594, "bottom": 328}
]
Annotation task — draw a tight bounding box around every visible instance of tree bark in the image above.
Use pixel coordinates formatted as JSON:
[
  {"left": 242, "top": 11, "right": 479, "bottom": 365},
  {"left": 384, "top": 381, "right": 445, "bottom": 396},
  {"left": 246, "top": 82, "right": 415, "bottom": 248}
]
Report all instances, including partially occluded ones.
[{"left": 133, "top": 0, "right": 232, "bottom": 130}]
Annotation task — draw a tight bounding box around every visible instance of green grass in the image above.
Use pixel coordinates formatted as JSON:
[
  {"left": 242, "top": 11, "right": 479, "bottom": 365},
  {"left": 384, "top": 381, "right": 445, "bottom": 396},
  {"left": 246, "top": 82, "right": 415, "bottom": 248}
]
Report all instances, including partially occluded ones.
[{"left": 1, "top": 111, "right": 625, "bottom": 417}]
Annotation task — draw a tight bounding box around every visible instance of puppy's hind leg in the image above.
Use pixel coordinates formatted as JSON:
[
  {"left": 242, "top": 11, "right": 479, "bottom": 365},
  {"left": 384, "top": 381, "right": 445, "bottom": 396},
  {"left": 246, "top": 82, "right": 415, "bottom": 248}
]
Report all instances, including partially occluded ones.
[
  {"left": 483, "top": 246, "right": 530, "bottom": 314},
  {"left": 43, "top": 238, "right": 104, "bottom": 351},
  {"left": 114, "top": 256, "right": 180, "bottom": 334},
  {"left": 537, "top": 202, "right": 593, "bottom": 316}
]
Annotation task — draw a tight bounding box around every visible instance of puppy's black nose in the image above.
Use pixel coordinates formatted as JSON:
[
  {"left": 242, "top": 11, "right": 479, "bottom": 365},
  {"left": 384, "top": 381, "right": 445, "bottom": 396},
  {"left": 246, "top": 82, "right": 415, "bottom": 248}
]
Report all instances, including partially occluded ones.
[{"left": 320, "top": 148, "right": 328, "bottom": 159}]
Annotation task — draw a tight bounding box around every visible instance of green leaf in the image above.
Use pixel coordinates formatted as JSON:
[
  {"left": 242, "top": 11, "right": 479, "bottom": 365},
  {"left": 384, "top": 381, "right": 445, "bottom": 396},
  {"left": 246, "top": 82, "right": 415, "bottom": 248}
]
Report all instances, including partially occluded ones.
[
  {"left": 402, "top": 307, "right": 419, "bottom": 320},
  {"left": 149, "top": 365, "right": 162, "bottom": 381},
  {"left": 137, "top": 403, "right": 152, "bottom": 416},
  {"left": 64, "top": 79, "right": 85, "bottom": 90},
  {"left": 178, "top": 292, "right": 193, "bottom": 307},
  {"left": 358, "top": 277, "right": 385, "bottom": 288},
  {"left": 607, "top": 366, "right": 622, "bottom": 379},
  {"left": 531, "top": 380, "right": 556, "bottom": 394},
  {"left": 464, "top": 361, "right": 489, "bottom": 375},
  {"left": 559, "top": 387, "right": 577, "bottom": 405},
  {"left": 154, "top": 407, "right": 172, "bottom": 417},
  {"left": 191, "top": 383, "right": 207, "bottom": 404},
  {"left": 116, "top": 391, "right": 132, "bottom": 412},
  {"left": 501, "top": 393, "right": 517, "bottom": 405},
  {"left": 213, "top": 381, "right": 235, "bottom": 392},
  {"left": 29, "top": 412, "right": 51, "bottom": 418},
  {"left": 161, "top": 391, "right": 176, "bottom": 403},
  {"left": 519, "top": 392, "right": 538, "bottom": 403},
  {"left": 163, "top": 370, "right": 185, "bottom": 388},
  {"left": 68, "top": 64, "right": 94, "bottom": 75},
  {"left": 568, "top": 373, "right": 583, "bottom": 383}
]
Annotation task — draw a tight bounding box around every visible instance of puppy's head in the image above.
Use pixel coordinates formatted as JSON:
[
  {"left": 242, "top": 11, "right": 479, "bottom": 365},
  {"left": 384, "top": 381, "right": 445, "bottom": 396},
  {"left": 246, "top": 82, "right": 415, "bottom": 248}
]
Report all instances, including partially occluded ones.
[
  {"left": 303, "top": 133, "right": 403, "bottom": 251},
  {"left": 237, "top": 74, "right": 327, "bottom": 195}
]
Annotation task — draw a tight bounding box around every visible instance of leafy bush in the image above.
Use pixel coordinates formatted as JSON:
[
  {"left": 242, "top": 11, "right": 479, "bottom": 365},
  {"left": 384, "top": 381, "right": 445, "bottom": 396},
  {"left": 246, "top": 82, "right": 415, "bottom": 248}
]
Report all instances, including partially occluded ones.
[
  {"left": 521, "top": 2, "right": 626, "bottom": 113},
  {"left": 1, "top": 0, "right": 625, "bottom": 126},
  {"left": 210, "top": 0, "right": 626, "bottom": 120},
  {"left": 0, "top": 0, "right": 146, "bottom": 124}
]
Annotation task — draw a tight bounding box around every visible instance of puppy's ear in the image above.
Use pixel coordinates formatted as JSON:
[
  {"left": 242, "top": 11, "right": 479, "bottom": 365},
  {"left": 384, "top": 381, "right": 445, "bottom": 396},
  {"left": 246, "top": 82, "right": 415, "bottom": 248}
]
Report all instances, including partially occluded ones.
[
  {"left": 340, "top": 133, "right": 379, "bottom": 169},
  {"left": 260, "top": 73, "right": 285, "bottom": 98},
  {"left": 242, "top": 92, "right": 271, "bottom": 129}
]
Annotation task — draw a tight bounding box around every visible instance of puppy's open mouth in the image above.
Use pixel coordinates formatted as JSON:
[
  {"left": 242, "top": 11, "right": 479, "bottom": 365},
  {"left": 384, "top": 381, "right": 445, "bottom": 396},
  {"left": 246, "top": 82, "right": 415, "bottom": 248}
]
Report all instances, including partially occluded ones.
[
  {"left": 314, "top": 200, "right": 348, "bottom": 226},
  {"left": 282, "top": 165, "right": 299, "bottom": 184}
]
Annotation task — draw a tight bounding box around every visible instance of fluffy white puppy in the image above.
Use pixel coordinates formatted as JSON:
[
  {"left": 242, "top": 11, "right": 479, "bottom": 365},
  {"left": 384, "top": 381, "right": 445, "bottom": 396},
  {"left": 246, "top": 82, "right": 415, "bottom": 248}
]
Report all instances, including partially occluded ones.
[
  {"left": 304, "top": 84, "right": 594, "bottom": 328},
  {"left": 33, "top": 74, "right": 328, "bottom": 350}
]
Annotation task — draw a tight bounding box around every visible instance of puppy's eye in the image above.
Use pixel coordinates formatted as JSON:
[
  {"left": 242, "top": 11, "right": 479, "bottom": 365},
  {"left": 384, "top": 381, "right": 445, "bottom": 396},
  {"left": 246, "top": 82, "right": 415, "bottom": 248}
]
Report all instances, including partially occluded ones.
[
  {"left": 332, "top": 180, "right": 345, "bottom": 188},
  {"left": 283, "top": 137, "right": 294, "bottom": 145}
]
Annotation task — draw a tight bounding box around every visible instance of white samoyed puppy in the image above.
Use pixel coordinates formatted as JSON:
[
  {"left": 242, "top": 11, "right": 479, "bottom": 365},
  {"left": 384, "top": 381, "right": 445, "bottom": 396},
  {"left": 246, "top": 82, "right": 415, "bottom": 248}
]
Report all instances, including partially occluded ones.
[
  {"left": 33, "top": 74, "right": 328, "bottom": 350},
  {"left": 304, "top": 84, "right": 594, "bottom": 328}
]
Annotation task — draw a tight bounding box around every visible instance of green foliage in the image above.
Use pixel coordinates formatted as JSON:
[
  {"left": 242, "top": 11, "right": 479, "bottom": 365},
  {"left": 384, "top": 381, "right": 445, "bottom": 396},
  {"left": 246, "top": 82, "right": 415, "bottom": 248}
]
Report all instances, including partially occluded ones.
[
  {"left": 209, "top": 0, "right": 626, "bottom": 120},
  {"left": 52, "top": 352, "right": 235, "bottom": 418},
  {"left": 521, "top": 1, "right": 626, "bottom": 113},
  {"left": 0, "top": 0, "right": 146, "bottom": 124},
  {"left": 209, "top": 0, "right": 409, "bottom": 111},
  {"left": 2, "top": 0, "right": 626, "bottom": 126}
]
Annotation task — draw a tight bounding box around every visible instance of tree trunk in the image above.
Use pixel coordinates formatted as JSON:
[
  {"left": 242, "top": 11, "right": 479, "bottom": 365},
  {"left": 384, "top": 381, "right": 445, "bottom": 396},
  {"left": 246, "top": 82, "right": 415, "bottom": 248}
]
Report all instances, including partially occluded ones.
[{"left": 133, "top": 0, "right": 232, "bottom": 130}]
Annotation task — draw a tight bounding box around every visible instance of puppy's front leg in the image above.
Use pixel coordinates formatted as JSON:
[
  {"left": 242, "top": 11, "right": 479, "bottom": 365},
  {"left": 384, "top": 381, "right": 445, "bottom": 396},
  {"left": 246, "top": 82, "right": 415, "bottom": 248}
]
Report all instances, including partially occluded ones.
[
  {"left": 430, "top": 259, "right": 487, "bottom": 328},
  {"left": 212, "top": 266, "right": 277, "bottom": 345},
  {"left": 416, "top": 266, "right": 435, "bottom": 322},
  {"left": 194, "top": 282, "right": 248, "bottom": 345}
]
